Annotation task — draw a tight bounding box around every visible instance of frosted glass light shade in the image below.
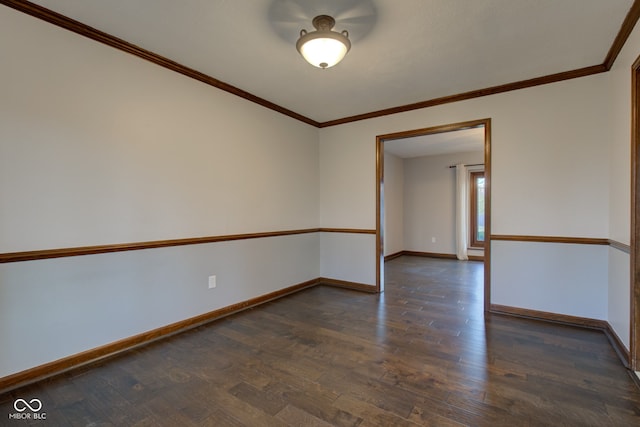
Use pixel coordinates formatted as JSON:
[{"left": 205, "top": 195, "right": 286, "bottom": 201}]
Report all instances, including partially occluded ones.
[
  {"left": 298, "top": 36, "right": 349, "bottom": 69},
  {"left": 296, "top": 15, "right": 351, "bottom": 69}
]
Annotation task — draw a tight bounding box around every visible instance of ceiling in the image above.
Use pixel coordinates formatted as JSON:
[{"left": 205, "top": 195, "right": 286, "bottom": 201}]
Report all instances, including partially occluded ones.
[
  {"left": 384, "top": 127, "right": 484, "bottom": 159},
  {"left": 10, "top": 0, "right": 638, "bottom": 124}
]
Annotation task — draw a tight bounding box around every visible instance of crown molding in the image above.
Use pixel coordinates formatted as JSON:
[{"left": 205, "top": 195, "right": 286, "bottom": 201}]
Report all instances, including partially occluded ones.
[
  {"left": 0, "top": 0, "right": 320, "bottom": 127},
  {"left": 1, "top": 0, "right": 639, "bottom": 128}
]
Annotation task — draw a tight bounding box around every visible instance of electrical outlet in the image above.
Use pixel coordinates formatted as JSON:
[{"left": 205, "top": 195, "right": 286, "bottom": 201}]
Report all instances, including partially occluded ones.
[
  {"left": 208, "top": 275, "right": 217, "bottom": 289},
  {"left": 431, "top": 237, "right": 436, "bottom": 243}
]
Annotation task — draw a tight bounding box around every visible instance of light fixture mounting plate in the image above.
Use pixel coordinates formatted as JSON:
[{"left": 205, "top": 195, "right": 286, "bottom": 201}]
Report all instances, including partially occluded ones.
[{"left": 312, "top": 15, "right": 336, "bottom": 31}]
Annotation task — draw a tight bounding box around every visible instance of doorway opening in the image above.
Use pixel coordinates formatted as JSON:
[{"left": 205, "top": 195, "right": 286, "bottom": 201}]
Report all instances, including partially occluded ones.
[{"left": 376, "top": 118, "right": 491, "bottom": 311}]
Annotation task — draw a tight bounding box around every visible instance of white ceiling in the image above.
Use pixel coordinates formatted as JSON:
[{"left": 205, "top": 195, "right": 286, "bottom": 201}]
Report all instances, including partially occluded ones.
[
  {"left": 384, "top": 127, "right": 484, "bottom": 159},
  {"left": 23, "top": 0, "right": 636, "bottom": 123}
]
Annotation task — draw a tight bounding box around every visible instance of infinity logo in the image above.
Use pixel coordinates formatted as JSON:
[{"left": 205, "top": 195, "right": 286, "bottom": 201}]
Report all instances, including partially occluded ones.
[{"left": 13, "top": 398, "right": 42, "bottom": 412}]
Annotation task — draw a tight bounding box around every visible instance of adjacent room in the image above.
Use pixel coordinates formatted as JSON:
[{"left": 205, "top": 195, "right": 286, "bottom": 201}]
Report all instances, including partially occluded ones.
[
  {"left": 2, "top": 0, "right": 640, "bottom": 424},
  {"left": 382, "top": 125, "right": 486, "bottom": 263}
]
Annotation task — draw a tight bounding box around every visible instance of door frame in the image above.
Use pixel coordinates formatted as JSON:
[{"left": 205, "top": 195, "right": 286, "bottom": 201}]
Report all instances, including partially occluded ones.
[
  {"left": 630, "top": 54, "right": 640, "bottom": 370},
  {"left": 376, "top": 118, "right": 492, "bottom": 311}
]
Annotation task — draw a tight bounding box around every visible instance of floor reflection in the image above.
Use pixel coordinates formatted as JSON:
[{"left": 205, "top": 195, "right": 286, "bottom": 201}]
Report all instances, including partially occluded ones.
[{"left": 384, "top": 256, "right": 489, "bottom": 385}]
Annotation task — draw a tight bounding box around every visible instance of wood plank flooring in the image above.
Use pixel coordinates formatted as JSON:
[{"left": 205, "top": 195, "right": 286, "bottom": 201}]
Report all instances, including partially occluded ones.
[{"left": 2, "top": 256, "right": 640, "bottom": 426}]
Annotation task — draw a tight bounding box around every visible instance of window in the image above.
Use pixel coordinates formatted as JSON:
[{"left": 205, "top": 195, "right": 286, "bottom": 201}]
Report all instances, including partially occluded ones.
[{"left": 469, "top": 171, "right": 485, "bottom": 248}]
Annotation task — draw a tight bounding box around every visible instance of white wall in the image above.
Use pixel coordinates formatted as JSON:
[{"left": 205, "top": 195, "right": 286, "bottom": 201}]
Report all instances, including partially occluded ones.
[
  {"left": 608, "top": 27, "right": 637, "bottom": 247},
  {"left": 319, "top": 67, "right": 612, "bottom": 318},
  {"left": 319, "top": 126, "right": 376, "bottom": 229},
  {"left": 0, "top": 235, "right": 318, "bottom": 377},
  {"left": 318, "top": 124, "right": 377, "bottom": 285},
  {"left": 492, "top": 241, "right": 608, "bottom": 319},
  {"left": 320, "top": 232, "right": 377, "bottom": 285},
  {"left": 608, "top": 247, "right": 630, "bottom": 346},
  {"left": 0, "top": 7, "right": 319, "bottom": 377},
  {"left": 605, "top": 15, "right": 640, "bottom": 349},
  {"left": 403, "top": 151, "right": 483, "bottom": 255},
  {"left": 0, "top": 9, "right": 319, "bottom": 252},
  {"left": 383, "top": 152, "right": 404, "bottom": 256}
]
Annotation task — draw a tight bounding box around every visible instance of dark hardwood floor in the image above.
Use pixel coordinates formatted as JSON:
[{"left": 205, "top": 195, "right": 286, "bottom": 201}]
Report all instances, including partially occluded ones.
[{"left": 2, "top": 256, "right": 640, "bottom": 426}]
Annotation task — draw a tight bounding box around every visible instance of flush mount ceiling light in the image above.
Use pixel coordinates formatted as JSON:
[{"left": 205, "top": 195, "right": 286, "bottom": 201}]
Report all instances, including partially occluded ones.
[{"left": 296, "top": 15, "right": 351, "bottom": 69}]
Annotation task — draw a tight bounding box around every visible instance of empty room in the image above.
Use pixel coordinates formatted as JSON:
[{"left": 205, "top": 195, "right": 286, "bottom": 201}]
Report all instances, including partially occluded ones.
[{"left": 2, "top": 0, "right": 640, "bottom": 425}]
